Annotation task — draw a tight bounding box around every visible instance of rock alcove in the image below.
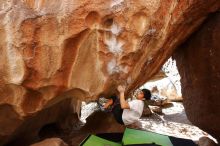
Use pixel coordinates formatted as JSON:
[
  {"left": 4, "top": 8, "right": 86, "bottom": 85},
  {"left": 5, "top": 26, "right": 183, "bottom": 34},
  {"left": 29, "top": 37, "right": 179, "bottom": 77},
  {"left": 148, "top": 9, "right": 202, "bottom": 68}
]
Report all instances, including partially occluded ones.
[{"left": 0, "top": 0, "right": 220, "bottom": 145}]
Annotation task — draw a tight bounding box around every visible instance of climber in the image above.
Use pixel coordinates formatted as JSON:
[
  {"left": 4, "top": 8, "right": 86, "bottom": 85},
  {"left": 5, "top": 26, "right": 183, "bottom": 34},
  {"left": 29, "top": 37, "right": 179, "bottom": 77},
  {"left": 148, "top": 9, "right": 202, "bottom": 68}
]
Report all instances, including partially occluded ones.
[{"left": 98, "top": 85, "right": 151, "bottom": 125}]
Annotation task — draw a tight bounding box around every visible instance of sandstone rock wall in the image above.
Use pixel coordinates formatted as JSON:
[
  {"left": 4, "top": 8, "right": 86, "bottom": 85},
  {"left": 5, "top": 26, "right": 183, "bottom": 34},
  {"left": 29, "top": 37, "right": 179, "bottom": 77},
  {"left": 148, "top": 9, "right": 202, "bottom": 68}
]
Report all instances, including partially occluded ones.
[
  {"left": 0, "top": 0, "right": 219, "bottom": 145},
  {"left": 174, "top": 12, "right": 220, "bottom": 142}
]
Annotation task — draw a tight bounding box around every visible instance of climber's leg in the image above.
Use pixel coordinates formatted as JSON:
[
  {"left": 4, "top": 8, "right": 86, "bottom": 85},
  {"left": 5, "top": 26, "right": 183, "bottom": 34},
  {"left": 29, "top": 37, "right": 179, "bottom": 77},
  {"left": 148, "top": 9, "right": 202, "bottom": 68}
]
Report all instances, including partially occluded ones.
[{"left": 112, "top": 104, "right": 124, "bottom": 125}]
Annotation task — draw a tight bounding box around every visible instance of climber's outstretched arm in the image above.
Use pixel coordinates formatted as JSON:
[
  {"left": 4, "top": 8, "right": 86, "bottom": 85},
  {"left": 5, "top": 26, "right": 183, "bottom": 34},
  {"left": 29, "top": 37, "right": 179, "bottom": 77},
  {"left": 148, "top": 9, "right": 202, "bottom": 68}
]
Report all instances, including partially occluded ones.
[{"left": 117, "top": 85, "right": 130, "bottom": 109}]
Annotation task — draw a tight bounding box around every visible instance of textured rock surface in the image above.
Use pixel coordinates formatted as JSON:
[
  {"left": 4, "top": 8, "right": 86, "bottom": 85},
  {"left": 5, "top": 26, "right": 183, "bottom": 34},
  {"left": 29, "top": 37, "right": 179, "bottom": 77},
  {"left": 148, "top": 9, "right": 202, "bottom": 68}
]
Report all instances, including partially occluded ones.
[
  {"left": 198, "top": 137, "right": 217, "bottom": 146},
  {"left": 30, "top": 138, "right": 68, "bottom": 146},
  {"left": 59, "top": 111, "right": 125, "bottom": 146},
  {"left": 174, "top": 12, "right": 220, "bottom": 142},
  {"left": 0, "top": 0, "right": 219, "bottom": 145}
]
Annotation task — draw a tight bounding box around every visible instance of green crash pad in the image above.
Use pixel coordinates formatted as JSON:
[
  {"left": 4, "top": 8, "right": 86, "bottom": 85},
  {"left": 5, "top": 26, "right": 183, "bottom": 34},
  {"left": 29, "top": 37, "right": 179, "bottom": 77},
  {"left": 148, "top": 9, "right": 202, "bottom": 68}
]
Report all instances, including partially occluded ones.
[
  {"left": 81, "top": 135, "right": 122, "bottom": 146},
  {"left": 122, "top": 128, "right": 173, "bottom": 146}
]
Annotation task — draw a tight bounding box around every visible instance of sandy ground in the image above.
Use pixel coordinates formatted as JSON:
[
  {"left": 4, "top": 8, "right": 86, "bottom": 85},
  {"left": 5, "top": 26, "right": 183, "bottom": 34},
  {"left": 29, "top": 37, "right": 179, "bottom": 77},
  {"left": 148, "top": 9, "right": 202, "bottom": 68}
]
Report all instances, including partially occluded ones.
[
  {"left": 80, "top": 101, "right": 216, "bottom": 143},
  {"left": 138, "top": 102, "right": 212, "bottom": 142}
]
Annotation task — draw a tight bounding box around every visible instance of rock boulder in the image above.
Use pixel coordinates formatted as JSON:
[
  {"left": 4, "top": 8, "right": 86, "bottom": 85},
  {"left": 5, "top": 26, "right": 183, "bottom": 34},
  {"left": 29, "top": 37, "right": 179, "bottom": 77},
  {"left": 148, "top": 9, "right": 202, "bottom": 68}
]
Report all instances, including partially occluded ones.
[
  {"left": 0, "top": 0, "right": 219, "bottom": 145},
  {"left": 174, "top": 12, "right": 220, "bottom": 142}
]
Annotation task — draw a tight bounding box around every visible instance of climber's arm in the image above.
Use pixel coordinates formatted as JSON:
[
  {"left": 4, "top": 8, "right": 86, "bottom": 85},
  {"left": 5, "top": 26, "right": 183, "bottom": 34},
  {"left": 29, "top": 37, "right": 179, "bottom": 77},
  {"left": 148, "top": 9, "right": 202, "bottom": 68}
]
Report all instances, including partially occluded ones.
[
  {"left": 103, "top": 99, "right": 113, "bottom": 109},
  {"left": 117, "top": 85, "right": 130, "bottom": 109}
]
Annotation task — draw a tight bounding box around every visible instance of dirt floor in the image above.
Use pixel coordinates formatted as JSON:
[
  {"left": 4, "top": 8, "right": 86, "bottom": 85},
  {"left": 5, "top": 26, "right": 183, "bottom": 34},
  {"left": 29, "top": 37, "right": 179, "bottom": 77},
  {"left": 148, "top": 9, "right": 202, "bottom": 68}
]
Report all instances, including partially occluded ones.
[{"left": 138, "top": 102, "right": 212, "bottom": 141}]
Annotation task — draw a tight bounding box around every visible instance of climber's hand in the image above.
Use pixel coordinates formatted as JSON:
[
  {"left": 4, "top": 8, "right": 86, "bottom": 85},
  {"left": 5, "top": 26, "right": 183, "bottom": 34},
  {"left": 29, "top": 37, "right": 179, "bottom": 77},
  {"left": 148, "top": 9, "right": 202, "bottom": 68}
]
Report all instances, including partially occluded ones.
[{"left": 117, "top": 85, "right": 126, "bottom": 93}]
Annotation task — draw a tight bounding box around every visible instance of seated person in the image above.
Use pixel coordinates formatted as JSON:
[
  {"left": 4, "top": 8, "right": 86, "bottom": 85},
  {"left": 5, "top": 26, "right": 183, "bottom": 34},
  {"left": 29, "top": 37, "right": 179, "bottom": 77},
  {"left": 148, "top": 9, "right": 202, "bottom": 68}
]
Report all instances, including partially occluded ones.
[{"left": 100, "top": 85, "right": 151, "bottom": 125}]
